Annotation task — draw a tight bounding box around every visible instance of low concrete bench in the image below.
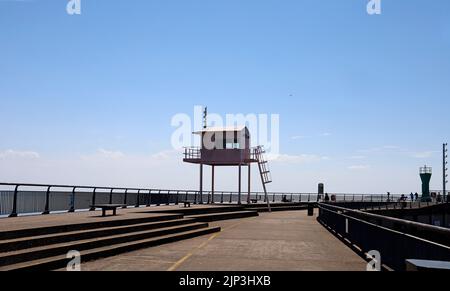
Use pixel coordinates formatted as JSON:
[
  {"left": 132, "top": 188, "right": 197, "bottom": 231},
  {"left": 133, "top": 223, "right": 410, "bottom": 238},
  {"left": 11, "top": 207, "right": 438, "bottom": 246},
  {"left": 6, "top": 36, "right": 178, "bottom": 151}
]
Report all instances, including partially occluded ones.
[
  {"left": 180, "top": 200, "right": 194, "bottom": 208},
  {"left": 90, "top": 204, "right": 126, "bottom": 217}
]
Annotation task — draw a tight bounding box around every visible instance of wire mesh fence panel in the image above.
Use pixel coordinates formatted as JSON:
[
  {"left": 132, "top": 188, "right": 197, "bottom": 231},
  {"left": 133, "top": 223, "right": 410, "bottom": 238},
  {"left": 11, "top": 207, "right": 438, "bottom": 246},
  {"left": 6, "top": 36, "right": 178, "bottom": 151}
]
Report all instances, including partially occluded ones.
[{"left": 0, "top": 191, "right": 14, "bottom": 215}]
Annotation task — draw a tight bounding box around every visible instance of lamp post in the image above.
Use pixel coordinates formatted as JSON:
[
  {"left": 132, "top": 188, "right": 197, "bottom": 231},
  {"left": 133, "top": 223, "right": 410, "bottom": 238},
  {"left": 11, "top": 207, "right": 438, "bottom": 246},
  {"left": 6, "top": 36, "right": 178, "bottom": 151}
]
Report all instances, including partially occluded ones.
[{"left": 444, "top": 143, "right": 448, "bottom": 203}]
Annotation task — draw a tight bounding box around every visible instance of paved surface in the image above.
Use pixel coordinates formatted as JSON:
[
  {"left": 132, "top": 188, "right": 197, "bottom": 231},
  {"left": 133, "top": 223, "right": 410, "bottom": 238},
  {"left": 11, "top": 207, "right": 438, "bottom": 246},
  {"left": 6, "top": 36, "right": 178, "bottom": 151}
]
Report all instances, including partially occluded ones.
[{"left": 79, "top": 211, "right": 367, "bottom": 271}]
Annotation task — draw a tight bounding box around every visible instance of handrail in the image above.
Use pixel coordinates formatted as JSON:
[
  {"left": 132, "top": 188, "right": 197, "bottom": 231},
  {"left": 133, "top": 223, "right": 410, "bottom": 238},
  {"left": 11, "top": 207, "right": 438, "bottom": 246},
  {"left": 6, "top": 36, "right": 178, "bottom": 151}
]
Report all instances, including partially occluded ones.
[
  {"left": 1, "top": 182, "right": 445, "bottom": 199},
  {"left": 183, "top": 147, "right": 201, "bottom": 159},
  {"left": 1, "top": 181, "right": 448, "bottom": 217},
  {"left": 318, "top": 203, "right": 450, "bottom": 246},
  {"left": 317, "top": 203, "right": 450, "bottom": 271}
]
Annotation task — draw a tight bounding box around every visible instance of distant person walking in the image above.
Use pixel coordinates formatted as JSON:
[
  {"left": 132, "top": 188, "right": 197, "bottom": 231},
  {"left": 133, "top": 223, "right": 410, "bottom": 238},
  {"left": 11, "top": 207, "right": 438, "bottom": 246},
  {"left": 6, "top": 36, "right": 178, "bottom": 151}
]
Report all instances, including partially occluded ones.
[
  {"left": 415, "top": 192, "right": 419, "bottom": 201},
  {"left": 331, "top": 194, "right": 336, "bottom": 202},
  {"left": 317, "top": 194, "right": 322, "bottom": 202},
  {"left": 410, "top": 192, "right": 414, "bottom": 201},
  {"left": 324, "top": 193, "right": 330, "bottom": 202}
]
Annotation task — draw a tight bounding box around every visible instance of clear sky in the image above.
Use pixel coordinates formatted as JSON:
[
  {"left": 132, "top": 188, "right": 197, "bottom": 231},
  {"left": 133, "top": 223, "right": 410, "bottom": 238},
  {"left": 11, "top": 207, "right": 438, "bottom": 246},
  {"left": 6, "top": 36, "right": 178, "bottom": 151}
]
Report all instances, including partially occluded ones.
[{"left": 1, "top": 0, "right": 449, "bottom": 193}]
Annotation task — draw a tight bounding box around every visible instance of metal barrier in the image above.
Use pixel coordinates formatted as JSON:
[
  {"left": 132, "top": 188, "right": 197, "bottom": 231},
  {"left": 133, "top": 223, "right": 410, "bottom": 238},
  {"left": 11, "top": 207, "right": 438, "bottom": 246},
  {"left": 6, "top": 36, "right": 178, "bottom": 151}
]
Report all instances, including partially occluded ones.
[
  {"left": 318, "top": 203, "right": 450, "bottom": 271},
  {"left": 0, "top": 182, "right": 321, "bottom": 217},
  {"left": 1, "top": 181, "right": 446, "bottom": 218}
]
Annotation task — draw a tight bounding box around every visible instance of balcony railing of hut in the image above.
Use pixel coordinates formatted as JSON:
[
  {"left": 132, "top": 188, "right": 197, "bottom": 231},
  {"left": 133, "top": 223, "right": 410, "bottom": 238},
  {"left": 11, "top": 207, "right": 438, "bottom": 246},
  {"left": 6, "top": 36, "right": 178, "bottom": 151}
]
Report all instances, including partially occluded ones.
[{"left": 183, "top": 147, "right": 201, "bottom": 159}]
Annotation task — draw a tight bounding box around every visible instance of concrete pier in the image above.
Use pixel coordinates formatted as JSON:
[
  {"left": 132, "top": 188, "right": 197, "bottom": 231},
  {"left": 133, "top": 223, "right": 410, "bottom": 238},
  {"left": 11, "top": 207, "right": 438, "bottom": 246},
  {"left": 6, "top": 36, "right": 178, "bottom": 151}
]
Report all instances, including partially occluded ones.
[{"left": 78, "top": 211, "right": 366, "bottom": 271}]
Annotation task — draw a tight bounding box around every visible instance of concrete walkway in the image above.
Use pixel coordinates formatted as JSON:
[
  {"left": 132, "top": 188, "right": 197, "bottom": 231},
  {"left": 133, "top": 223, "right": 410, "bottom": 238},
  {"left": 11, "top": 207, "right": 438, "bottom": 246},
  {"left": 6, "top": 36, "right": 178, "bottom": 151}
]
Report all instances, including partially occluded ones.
[{"left": 79, "top": 211, "right": 367, "bottom": 271}]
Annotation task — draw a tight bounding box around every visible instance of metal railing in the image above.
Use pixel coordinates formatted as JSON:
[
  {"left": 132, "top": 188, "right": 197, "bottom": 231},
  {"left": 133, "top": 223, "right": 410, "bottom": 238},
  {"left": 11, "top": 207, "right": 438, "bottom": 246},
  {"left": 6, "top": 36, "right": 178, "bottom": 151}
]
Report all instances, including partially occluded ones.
[
  {"left": 183, "top": 147, "right": 201, "bottom": 159},
  {"left": 318, "top": 203, "right": 450, "bottom": 271},
  {"left": 420, "top": 166, "right": 432, "bottom": 174},
  {"left": 183, "top": 146, "right": 261, "bottom": 161},
  {"left": 0, "top": 182, "right": 324, "bottom": 217},
  {"left": 1, "top": 181, "right": 448, "bottom": 218}
]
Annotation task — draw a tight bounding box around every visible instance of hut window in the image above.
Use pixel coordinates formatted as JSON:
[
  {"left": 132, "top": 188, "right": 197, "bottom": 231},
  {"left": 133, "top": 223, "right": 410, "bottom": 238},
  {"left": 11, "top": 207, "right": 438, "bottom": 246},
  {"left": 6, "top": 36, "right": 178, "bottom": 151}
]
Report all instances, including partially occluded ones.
[{"left": 226, "top": 142, "right": 240, "bottom": 149}]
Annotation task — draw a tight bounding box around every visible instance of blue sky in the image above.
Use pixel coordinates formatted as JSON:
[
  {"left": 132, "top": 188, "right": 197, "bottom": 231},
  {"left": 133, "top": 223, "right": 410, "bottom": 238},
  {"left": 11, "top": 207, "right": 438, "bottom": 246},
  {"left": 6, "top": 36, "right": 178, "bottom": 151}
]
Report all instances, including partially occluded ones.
[{"left": 0, "top": 0, "right": 449, "bottom": 193}]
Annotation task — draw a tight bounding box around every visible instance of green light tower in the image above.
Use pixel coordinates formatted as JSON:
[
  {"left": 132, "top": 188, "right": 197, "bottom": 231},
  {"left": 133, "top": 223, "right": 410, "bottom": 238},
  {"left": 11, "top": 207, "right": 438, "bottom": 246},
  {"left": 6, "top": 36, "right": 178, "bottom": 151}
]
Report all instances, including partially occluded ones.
[{"left": 420, "top": 166, "right": 432, "bottom": 202}]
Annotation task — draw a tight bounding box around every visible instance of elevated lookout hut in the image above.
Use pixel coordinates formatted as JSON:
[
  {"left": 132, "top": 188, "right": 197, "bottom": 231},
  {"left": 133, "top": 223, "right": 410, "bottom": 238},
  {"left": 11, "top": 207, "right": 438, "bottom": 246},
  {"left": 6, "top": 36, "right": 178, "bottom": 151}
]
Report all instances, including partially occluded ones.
[{"left": 183, "top": 125, "right": 272, "bottom": 210}]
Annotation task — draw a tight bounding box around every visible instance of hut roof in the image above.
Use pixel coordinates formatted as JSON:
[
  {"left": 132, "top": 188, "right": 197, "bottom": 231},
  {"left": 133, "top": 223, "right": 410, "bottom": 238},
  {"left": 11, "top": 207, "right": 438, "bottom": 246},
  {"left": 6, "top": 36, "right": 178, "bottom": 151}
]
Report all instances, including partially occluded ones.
[{"left": 193, "top": 126, "right": 247, "bottom": 135}]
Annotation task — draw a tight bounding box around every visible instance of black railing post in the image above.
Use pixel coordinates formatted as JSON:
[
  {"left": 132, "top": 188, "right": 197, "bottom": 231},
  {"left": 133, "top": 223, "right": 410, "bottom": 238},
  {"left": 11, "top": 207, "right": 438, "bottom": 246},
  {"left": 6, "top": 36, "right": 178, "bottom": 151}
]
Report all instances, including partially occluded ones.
[
  {"left": 9, "top": 185, "right": 19, "bottom": 218},
  {"left": 229, "top": 192, "right": 233, "bottom": 203},
  {"left": 194, "top": 191, "right": 198, "bottom": 204},
  {"left": 166, "top": 190, "right": 170, "bottom": 205},
  {"left": 157, "top": 190, "right": 161, "bottom": 206},
  {"left": 90, "top": 188, "right": 97, "bottom": 211},
  {"left": 176, "top": 191, "right": 180, "bottom": 205},
  {"left": 146, "top": 190, "right": 151, "bottom": 207},
  {"left": 109, "top": 188, "right": 114, "bottom": 204},
  {"left": 69, "top": 187, "right": 76, "bottom": 213},
  {"left": 135, "top": 190, "right": 140, "bottom": 208},
  {"left": 273, "top": 193, "right": 276, "bottom": 203},
  {"left": 42, "top": 186, "right": 51, "bottom": 215},
  {"left": 185, "top": 191, "right": 189, "bottom": 202},
  {"left": 220, "top": 191, "right": 224, "bottom": 203},
  {"left": 148, "top": 190, "right": 152, "bottom": 206},
  {"left": 123, "top": 189, "right": 128, "bottom": 209}
]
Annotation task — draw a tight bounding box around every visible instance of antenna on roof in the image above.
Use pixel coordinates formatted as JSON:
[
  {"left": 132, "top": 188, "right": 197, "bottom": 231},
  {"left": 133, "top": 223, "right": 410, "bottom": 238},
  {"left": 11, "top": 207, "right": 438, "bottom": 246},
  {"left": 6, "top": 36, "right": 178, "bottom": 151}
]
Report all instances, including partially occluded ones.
[{"left": 203, "top": 106, "right": 208, "bottom": 129}]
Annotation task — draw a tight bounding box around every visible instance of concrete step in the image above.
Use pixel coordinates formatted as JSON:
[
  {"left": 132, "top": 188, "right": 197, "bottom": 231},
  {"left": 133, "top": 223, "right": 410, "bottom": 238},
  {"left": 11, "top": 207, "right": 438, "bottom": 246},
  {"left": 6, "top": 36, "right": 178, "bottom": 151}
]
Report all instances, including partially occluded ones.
[
  {"left": 147, "top": 205, "right": 245, "bottom": 215},
  {"left": 0, "top": 218, "right": 196, "bottom": 252},
  {"left": 244, "top": 202, "right": 308, "bottom": 209},
  {"left": 0, "top": 222, "right": 208, "bottom": 267},
  {"left": 0, "top": 214, "right": 184, "bottom": 241},
  {"left": 0, "top": 226, "right": 221, "bottom": 271},
  {"left": 188, "top": 211, "right": 259, "bottom": 222},
  {"left": 246, "top": 206, "right": 308, "bottom": 213}
]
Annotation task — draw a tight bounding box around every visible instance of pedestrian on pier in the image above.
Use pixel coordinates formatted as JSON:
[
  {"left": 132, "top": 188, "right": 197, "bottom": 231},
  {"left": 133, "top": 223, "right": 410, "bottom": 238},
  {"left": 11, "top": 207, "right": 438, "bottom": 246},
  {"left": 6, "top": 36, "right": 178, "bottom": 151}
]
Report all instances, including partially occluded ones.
[
  {"left": 324, "top": 193, "right": 330, "bottom": 202},
  {"left": 415, "top": 192, "right": 419, "bottom": 201}
]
